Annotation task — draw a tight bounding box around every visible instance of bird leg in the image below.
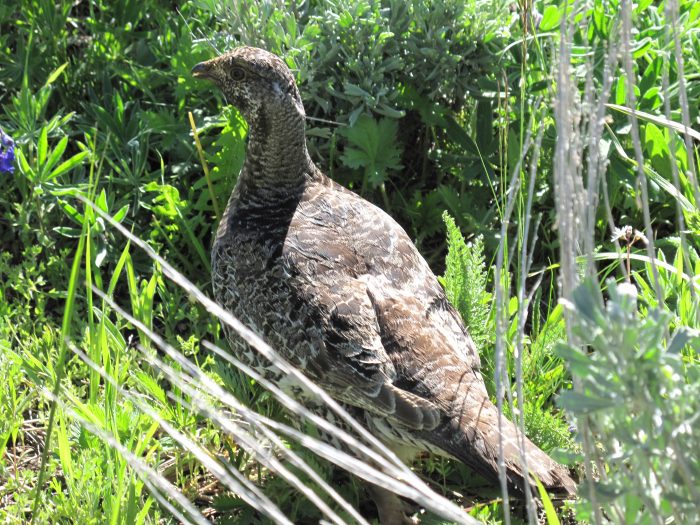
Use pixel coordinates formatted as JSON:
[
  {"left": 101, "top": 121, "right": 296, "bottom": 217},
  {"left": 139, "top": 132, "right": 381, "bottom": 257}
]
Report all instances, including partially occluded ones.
[{"left": 366, "top": 483, "right": 419, "bottom": 525}]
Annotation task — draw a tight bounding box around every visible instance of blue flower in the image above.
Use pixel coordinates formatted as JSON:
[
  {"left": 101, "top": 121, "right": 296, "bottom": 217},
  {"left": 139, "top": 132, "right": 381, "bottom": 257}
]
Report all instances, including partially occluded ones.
[{"left": 0, "top": 127, "right": 15, "bottom": 174}]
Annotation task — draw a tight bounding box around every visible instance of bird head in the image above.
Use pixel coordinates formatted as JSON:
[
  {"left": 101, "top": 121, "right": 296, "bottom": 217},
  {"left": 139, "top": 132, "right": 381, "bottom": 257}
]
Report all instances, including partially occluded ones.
[{"left": 191, "top": 47, "right": 305, "bottom": 123}]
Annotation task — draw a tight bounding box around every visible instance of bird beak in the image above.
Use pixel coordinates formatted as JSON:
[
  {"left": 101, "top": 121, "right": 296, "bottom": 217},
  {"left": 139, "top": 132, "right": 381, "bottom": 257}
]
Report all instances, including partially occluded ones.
[{"left": 191, "top": 61, "right": 213, "bottom": 80}]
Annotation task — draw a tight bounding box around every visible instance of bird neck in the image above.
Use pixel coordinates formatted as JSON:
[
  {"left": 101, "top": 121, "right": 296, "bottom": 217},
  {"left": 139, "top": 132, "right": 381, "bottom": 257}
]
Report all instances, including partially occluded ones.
[{"left": 236, "top": 104, "right": 314, "bottom": 205}]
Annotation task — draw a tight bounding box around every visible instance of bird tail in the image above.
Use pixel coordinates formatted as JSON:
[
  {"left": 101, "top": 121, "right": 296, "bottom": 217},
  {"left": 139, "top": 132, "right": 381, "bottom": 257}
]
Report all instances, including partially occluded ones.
[{"left": 437, "top": 396, "right": 577, "bottom": 497}]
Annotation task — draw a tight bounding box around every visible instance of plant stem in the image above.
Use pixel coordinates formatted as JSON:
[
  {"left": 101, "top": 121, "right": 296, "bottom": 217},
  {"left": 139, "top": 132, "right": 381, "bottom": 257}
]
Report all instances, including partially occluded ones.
[{"left": 188, "top": 111, "right": 220, "bottom": 222}]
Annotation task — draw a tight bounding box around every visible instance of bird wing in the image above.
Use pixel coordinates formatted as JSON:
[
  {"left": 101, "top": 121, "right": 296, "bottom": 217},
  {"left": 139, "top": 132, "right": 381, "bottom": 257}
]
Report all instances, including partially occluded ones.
[
  {"left": 284, "top": 185, "right": 484, "bottom": 431},
  {"left": 290, "top": 263, "right": 444, "bottom": 432}
]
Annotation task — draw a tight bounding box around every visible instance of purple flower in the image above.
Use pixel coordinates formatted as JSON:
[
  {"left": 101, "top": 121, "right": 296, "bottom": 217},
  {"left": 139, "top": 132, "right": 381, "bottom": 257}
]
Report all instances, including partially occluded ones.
[{"left": 0, "top": 127, "right": 15, "bottom": 174}]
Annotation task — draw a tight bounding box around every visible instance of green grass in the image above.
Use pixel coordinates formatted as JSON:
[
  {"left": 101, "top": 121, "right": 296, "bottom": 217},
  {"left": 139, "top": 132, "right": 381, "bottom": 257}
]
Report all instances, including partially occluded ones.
[{"left": 1, "top": 0, "right": 699, "bottom": 523}]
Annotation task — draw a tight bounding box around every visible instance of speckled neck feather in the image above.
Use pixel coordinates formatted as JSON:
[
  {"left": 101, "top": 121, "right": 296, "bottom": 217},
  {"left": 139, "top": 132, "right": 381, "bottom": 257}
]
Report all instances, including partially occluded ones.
[{"left": 237, "top": 90, "right": 314, "bottom": 203}]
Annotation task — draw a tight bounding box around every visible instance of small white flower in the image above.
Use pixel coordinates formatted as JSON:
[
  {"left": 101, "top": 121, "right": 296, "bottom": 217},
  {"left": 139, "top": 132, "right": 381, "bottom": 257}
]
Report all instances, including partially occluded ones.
[
  {"left": 611, "top": 225, "right": 633, "bottom": 243},
  {"left": 633, "top": 228, "right": 649, "bottom": 245},
  {"left": 610, "top": 225, "right": 648, "bottom": 246}
]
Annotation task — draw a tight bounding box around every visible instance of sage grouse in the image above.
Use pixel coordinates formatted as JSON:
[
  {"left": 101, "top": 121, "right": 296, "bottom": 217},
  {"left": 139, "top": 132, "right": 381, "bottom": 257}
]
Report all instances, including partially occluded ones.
[{"left": 192, "top": 47, "right": 576, "bottom": 522}]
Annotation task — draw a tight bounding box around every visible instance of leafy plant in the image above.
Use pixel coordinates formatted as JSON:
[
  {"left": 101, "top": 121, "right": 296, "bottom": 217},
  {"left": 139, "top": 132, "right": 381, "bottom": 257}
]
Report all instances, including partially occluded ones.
[
  {"left": 558, "top": 279, "right": 700, "bottom": 524},
  {"left": 339, "top": 114, "right": 403, "bottom": 194},
  {"left": 440, "top": 211, "right": 493, "bottom": 354}
]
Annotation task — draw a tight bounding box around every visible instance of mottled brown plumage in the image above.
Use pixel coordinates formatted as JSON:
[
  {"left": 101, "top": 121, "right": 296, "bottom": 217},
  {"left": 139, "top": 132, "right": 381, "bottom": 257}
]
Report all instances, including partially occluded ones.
[{"left": 193, "top": 47, "right": 575, "bottom": 523}]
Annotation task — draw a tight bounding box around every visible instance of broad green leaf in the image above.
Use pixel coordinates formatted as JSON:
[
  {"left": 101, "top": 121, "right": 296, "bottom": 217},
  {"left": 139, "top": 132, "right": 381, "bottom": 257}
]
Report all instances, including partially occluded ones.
[
  {"left": 340, "top": 114, "right": 402, "bottom": 189},
  {"left": 615, "top": 76, "right": 626, "bottom": 106},
  {"left": 375, "top": 102, "right": 405, "bottom": 119},
  {"left": 643, "top": 123, "right": 668, "bottom": 160},
  {"left": 338, "top": 10, "right": 353, "bottom": 28},
  {"left": 641, "top": 86, "right": 660, "bottom": 104},
  {"left": 635, "top": 0, "right": 654, "bottom": 12},
  {"left": 538, "top": 5, "right": 561, "bottom": 31},
  {"left": 145, "top": 181, "right": 185, "bottom": 218},
  {"left": 640, "top": 56, "right": 662, "bottom": 93},
  {"left": 632, "top": 37, "right": 652, "bottom": 59},
  {"left": 57, "top": 199, "right": 84, "bottom": 224},
  {"left": 555, "top": 343, "right": 590, "bottom": 366},
  {"left": 571, "top": 281, "right": 603, "bottom": 325}
]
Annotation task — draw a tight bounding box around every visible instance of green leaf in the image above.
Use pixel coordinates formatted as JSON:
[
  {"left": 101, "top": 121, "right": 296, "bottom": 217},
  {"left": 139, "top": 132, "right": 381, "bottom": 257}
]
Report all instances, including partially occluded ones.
[
  {"left": 635, "top": 0, "right": 654, "bottom": 12},
  {"left": 48, "top": 151, "right": 89, "bottom": 180},
  {"left": 476, "top": 99, "right": 494, "bottom": 155},
  {"left": 535, "top": 475, "right": 561, "bottom": 525},
  {"left": 208, "top": 107, "right": 247, "bottom": 187},
  {"left": 37, "top": 126, "right": 48, "bottom": 166},
  {"left": 667, "top": 327, "right": 699, "bottom": 354},
  {"left": 56, "top": 412, "right": 74, "bottom": 481},
  {"left": 338, "top": 10, "right": 353, "bottom": 28},
  {"left": 571, "top": 280, "right": 603, "bottom": 325},
  {"left": 96, "top": 188, "right": 108, "bottom": 212},
  {"left": 57, "top": 199, "right": 85, "bottom": 224},
  {"left": 15, "top": 147, "right": 34, "bottom": 180},
  {"left": 53, "top": 226, "right": 84, "bottom": 238},
  {"left": 643, "top": 164, "right": 695, "bottom": 212},
  {"left": 375, "top": 102, "right": 405, "bottom": 119},
  {"left": 93, "top": 307, "right": 128, "bottom": 351},
  {"left": 643, "top": 123, "right": 668, "bottom": 160},
  {"left": 441, "top": 212, "right": 493, "bottom": 377},
  {"left": 43, "top": 135, "right": 68, "bottom": 176},
  {"left": 538, "top": 5, "right": 561, "bottom": 31},
  {"left": 343, "top": 83, "right": 371, "bottom": 98},
  {"left": 44, "top": 62, "right": 69, "bottom": 86},
  {"left": 672, "top": 246, "right": 684, "bottom": 287},
  {"left": 339, "top": 114, "right": 403, "bottom": 189},
  {"left": 112, "top": 204, "right": 130, "bottom": 223},
  {"left": 134, "top": 371, "right": 167, "bottom": 405},
  {"left": 556, "top": 343, "right": 590, "bottom": 366},
  {"left": 558, "top": 391, "right": 614, "bottom": 413},
  {"left": 145, "top": 181, "right": 185, "bottom": 218},
  {"left": 615, "top": 76, "right": 626, "bottom": 106},
  {"left": 444, "top": 115, "right": 479, "bottom": 155}
]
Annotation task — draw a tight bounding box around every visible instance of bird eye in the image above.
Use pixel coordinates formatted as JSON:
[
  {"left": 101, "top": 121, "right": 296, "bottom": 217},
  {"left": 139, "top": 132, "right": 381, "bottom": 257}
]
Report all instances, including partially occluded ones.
[{"left": 230, "top": 67, "right": 246, "bottom": 81}]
